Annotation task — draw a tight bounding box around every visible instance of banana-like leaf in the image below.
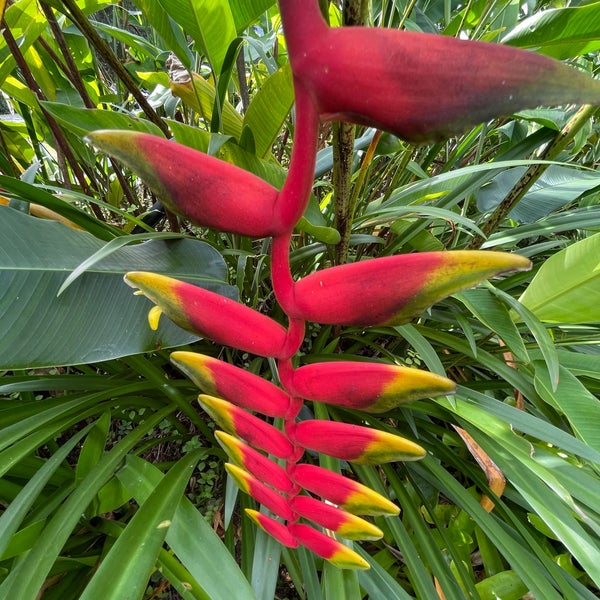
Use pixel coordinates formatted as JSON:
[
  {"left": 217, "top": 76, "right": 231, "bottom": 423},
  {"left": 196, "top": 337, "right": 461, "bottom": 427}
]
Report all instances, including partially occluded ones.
[
  {"left": 156, "top": 0, "right": 236, "bottom": 73},
  {"left": 0, "top": 206, "right": 235, "bottom": 369},
  {"left": 534, "top": 364, "right": 600, "bottom": 453},
  {"left": 243, "top": 64, "right": 294, "bottom": 158},
  {"left": 502, "top": 3, "right": 600, "bottom": 59},
  {"left": 476, "top": 165, "right": 600, "bottom": 223},
  {"left": 519, "top": 233, "right": 600, "bottom": 323},
  {"left": 40, "top": 102, "right": 165, "bottom": 139},
  {"left": 229, "top": 0, "right": 275, "bottom": 31}
]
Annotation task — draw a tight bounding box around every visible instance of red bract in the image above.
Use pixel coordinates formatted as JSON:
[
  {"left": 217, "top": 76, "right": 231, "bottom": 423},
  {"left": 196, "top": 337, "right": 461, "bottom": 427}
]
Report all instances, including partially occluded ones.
[
  {"left": 289, "top": 251, "right": 531, "bottom": 326},
  {"left": 198, "top": 395, "right": 295, "bottom": 460},
  {"left": 279, "top": 0, "right": 600, "bottom": 142},
  {"left": 292, "top": 463, "right": 399, "bottom": 516},
  {"left": 289, "top": 496, "right": 383, "bottom": 541},
  {"left": 291, "top": 361, "right": 455, "bottom": 413},
  {"left": 225, "top": 463, "right": 294, "bottom": 521},
  {"left": 288, "top": 523, "right": 369, "bottom": 570},
  {"left": 245, "top": 510, "right": 299, "bottom": 548},
  {"left": 294, "top": 420, "right": 426, "bottom": 465},
  {"left": 85, "top": 130, "right": 283, "bottom": 237},
  {"left": 215, "top": 431, "right": 294, "bottom": 494},
  {"left": 171, "top": 352, "right": 290, "bottom": 418},
  {"left": 124, "top": 272, "right": 289, "bottom": 358}
]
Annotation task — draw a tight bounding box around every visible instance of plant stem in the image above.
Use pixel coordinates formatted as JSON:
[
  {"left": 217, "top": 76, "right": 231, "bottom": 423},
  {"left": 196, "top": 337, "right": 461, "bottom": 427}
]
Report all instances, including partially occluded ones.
[
  {"left": 468, "top": 104, "right": 598, "bottom": 249},
  {"left": 1, "top": 18, "right": 102, "bottom": 215},
  {"left": 333, "top": 121, "right": 356, "bottom": 265},
  {"left": 333, "top": 0, "right": 367, "bottom": 266},
  {"left": 39, "top": 1, "right": 140, "bottom": 210},
  {"left": 59, "top": 0, "right": 169, "bottom": 138},
  {"left": 276, "top": 81, "right": 320, "bottom": 230}
]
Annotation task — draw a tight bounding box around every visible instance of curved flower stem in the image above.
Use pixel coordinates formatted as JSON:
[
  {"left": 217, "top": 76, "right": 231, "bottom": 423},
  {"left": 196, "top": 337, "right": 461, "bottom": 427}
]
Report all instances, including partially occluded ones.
[
  {"left": 275, "top": 80, "right": 321, "bottom": 231},
  {"left": 278, "top": 0, "right": 328, "bottom": 57},
  {"left": 271, "top": 232, "right": 295, "bottom": 313}
]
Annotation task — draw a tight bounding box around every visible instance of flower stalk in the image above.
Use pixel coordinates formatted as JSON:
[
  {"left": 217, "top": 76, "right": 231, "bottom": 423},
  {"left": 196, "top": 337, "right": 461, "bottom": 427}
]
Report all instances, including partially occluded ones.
[{"left": 87, "top": 0, "right": 600, "bottom": 569}]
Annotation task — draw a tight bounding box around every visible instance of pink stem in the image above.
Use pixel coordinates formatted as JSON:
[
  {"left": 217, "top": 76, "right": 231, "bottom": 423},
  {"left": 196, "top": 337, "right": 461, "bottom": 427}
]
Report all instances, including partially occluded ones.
[
  {"left": 278, "top": 0, "right": 328, "bottom": 61},
  {"left": 274, "top": 79, "right": 321, "bottom": 232},
  {"left": 271, "top": 232, "right": 295, "bottom": 312}
]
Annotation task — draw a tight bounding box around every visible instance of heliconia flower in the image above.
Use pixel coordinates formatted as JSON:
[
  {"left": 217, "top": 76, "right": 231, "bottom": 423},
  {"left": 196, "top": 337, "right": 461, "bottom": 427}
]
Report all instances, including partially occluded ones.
[
  {"left": 124, "top": 272, "right": 289, "bottom": 358},
  {"left": 171, "top": 352, "right": 290, "bottom": 418},
  {"left": 225, "top": 463, "right": 294, "bottom": 521},
  {"left": 288, "top": 251, "right": 531, "bottom": 326},
  {"left": 85, "top": 130, "right": 284, "bottom": 237},
  {"left": 290, "top": 496, "right": 383, "bottom": 541},
  {"left": 290, "top": 361, "right": 455, "bottom": 413},
  {"left": 287, "top": 523, "right": 370, "bottom": 570},
  {"left": 245, "top": 509, "right": 299, "bottom": 548},
  {"left": 292, "top": 464, "right": 399, "bottom": 516},
  {"left": 215, "top": 431, "right": 294, "bottom": 494},
  {"left": 294, "top": 420, "right": 425, "bottom": 465},
  {"left": 198, "top": 395, "right": 295, "bottom": 460},
  {"left": 279, "top": 0, "right": 600, "bottom": 142}
]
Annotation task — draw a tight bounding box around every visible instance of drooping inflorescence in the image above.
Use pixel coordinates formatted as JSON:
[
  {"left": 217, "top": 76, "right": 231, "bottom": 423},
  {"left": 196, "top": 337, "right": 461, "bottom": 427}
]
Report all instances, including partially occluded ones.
[{"left": 87, "top": 0, "right": 600, "bottom": 569}]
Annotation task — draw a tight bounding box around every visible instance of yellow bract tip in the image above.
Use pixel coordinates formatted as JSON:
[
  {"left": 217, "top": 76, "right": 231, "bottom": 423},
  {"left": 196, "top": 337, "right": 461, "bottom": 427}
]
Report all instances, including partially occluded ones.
[{"left": 328, "top": 545, "right": 370, "bottom": 570}]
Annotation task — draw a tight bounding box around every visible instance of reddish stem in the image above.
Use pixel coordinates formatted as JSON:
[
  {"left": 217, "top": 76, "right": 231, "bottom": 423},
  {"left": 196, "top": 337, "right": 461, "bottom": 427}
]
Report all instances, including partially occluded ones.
[
  {"left": 275, "top": 80, "right": 321, "bottom": 231},
  {"left": 271, "top": 232, "right": 296, "bottom": 314},
  {"left": 278, "top": 0, "right": 328, "bottom": 61}
]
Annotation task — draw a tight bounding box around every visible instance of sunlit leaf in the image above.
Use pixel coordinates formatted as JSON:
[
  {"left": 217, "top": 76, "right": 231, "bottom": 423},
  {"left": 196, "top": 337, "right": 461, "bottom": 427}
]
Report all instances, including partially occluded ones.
[{"left": 519, "top": 233, "right": 600, "bottom": 323}]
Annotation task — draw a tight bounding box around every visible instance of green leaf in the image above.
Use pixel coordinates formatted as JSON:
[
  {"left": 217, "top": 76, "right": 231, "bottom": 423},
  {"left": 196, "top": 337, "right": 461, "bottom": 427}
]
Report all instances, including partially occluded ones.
[
  {"left": 40, "top": 102, "right": 165, "bottom": 139},
  {"left": 229, "top": 0, "right": 276, "bottom": 31},
  {"left": 75, "top": 412, "right": 111, "bottom": 485},
  {"left": 489, "top": 285, "right": 559, "bottom": 391},
  {"left": 476, "top": 570, "right": 528, "bottom": 600},
  {"left": 519, "top": 233, "right": 600, "bottom": 323},
  {"left": 502, "top": 3, "right": 600, "bottom": 59},
  {"left": 534, "top": 364, "right": 600, "bottom": 453},
  {"left": 356, "top": 546, "right": 413, "bottom": 600},
  {"left": 0, "top": 407, "right": 173, "bottom": 600},
  {"left": 0, "top": 206, "right": 236, "bottom": 369},
  {"left": 457, "top": 288, "right": 529, "bottom": 364},
  {"left": 169, "top": 72, "right": 244, "bottom": 140},
  {"left": 0, "top": 424, "right": 91, "bottom": 559},
  {"left": 322, "top": 561, "right": 362, "bottom": 599},
  {"left": 416, "top": 419, "right": 598, "bottom": 599},
  {"left": 90, "top": 20, "right": 163, "bottom": 61},
  {"left": 118, "top": 455, "right": 258, "bottom": 600},
  {"left": 476, "top": 165, "right": 600, "bottom": 224},
  {"left": 79, "top": 450, "right": 202, "bottom": 600},
  {"left": 129, "top": 0, "right": 193, "bottom": 68},
  {"left": 0, "top": 175, "right": 121, "bottom": 239},
  {"left": 484, "top": 206, "right": 600, "bottom": 248},
  {"left": 156, "top": 0, "right": 236, "bottom": 73},
  {"left": 243, "top": 63, "right": 294, "bottom": 158}
]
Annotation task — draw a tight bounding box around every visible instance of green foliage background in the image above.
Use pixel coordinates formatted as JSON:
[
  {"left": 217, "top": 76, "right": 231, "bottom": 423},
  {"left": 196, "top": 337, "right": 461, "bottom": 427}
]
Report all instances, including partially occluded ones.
[{"left": 0, "top": 0, "right": 599, "bottom": 598}]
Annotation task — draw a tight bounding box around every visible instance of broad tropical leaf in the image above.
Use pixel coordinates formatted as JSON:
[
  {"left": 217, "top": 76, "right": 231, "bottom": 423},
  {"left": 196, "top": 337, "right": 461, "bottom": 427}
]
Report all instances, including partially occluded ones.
[
  {"left": 0, "top": 206, "right": 235, "bottom": 368},
  {"left": 502, "top": 3, "right": 600, "bottom": 59},
  {"left": 519, "top": 233, "right": 600, "bottom": 323}
]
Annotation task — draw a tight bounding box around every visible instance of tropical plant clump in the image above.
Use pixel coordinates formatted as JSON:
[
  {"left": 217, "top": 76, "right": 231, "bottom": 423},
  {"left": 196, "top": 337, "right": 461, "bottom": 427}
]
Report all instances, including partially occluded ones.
[{"left": 86, "top": 0, "right": 600, "bottom": 570}]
